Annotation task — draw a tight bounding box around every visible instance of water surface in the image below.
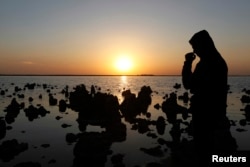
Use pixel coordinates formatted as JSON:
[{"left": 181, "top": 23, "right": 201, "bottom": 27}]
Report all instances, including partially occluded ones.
[{"left": 0, "top": 76, "right": 249, "bottom": 167}]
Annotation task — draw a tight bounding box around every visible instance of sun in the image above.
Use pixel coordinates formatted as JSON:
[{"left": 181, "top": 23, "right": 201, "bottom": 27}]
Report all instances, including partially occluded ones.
[{"left": 115, "top": 55, "right": 133, "bottom": 72}]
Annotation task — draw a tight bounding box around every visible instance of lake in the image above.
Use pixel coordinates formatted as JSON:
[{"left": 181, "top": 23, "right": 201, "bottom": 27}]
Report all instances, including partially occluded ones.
[{"left": 0, "top": 76, "right": 250, "bottom": 167}]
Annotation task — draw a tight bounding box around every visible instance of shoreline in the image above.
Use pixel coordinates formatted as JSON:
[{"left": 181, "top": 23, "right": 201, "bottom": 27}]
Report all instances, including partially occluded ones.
[{"left": 1, "top": 74, "right": 250, "bottom": 77}]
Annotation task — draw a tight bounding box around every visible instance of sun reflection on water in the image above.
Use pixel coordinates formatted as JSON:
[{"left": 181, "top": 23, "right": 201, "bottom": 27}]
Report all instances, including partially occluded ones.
[{"left": 121, "top": 75, "right": 127, "bottom": 85}]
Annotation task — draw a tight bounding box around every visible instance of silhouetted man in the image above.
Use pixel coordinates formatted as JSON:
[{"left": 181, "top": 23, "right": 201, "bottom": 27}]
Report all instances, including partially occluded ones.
[{"left": 182, "top": 30, "right": 236, "bottom": 164}]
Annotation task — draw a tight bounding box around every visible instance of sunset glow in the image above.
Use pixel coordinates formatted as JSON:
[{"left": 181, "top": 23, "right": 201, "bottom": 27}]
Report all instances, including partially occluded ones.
[
  {"left": 115, "top": 55, "right": 133, "bottom": 72},
  {"left": 1, "top": 1, "right": 250, "bottom": 75}
]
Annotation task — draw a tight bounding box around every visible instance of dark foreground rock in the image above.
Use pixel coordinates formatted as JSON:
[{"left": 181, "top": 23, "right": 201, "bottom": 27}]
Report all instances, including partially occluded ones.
[
  {"left": 24, "top": 105, "right": 50, "bottom": 121},
  {"left": 0, "top": 139, "right": 28, "bottom": 162},
  {"left": 244, "top": 105, "right": 250, "bottom": 121},
  {"left": 162, "top": 92, "right": 187, "bottom": 124},
  {"left": 66, "top": 133, "right": 79, "bottom": 144},
  {"left": 4, "top": 98, "right": 24, "bottom": 124},
  {"left": 70, "top": 84, "right": 122, "bottom": 129},
  {"left": 120, "top": 86, "right": 152, "bottom": 122},
  {"left": 69, "top": 84, "right": 127, "bottom": 167},
  {"left": 59, "top": 99, "right": 67, "bottom": 112},
  {"left": 14, "top": 162, "right": 41, "bottom": 167},
  {"left": 241, "top": 95, "right": 250, "bottom": 103},
  {"left": 25, "top": 83, "right": 36, "bottom": 90},
  {"left": 69, "top": 84, "right": 90, "bottom": 111},
  {"left": 73, "top": 132, "right": 113, "bottom": 167},
  {"left": 111, "top": 153, "right": 125, "bottom": 166},
  {"left": 49, "top": 94, "right": 58, "bottom": 106}
]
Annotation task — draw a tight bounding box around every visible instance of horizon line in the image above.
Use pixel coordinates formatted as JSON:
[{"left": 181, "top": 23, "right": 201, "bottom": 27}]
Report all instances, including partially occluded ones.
[{"left": 1, "top": 74, "right": 250, "bottom": 77}]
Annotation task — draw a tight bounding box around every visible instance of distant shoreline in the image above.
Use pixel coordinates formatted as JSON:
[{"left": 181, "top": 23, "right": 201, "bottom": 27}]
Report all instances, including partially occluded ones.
[
  {"left": 0, "top": 74, "right": 166, "bottom": 77},
  {"left": 0, "top": 74, "right": 250, "bottom": 77}
]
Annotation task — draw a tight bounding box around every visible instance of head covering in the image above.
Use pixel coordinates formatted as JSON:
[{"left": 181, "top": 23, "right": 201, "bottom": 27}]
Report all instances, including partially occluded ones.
[{"left": 189, "top": 30, "right": 216, "bottom": 51}]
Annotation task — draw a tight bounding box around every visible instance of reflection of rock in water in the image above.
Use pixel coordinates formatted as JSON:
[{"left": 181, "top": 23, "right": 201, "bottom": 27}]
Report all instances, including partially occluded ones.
[
  {"left": 110, "top": 153, "right": 125, "bottom": 166},
  {"left": 73, "top": 129, "right": 124, "bottom": 167},
  {"left": 140, "top": 146, "right": 164, "bottom": 157},
  {"left": 156, "top": 116, "right": 166, "bottom": 135},
  {"left": 0, "top": 82, "right": 243, "bottom": 166},
  {"left": 13, "top": 161, "right": 41, "bottom": 167},
  {"left": 0, "top": 119, "right": 6, "bottom": 140},
  {"left": 69, "top": 84, "right": 127, "bottom": 167},
  {"left": 73, "top": 122, "right": 126, "bottom": 167},
  {"left": 0, "top": 139, "right": 28, "bottom": 162}
]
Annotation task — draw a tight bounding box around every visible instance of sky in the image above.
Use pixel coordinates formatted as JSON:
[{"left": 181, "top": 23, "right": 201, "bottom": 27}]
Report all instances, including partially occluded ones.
[{"left": 0, "top": 0, "right": 250, "bottom": 75}]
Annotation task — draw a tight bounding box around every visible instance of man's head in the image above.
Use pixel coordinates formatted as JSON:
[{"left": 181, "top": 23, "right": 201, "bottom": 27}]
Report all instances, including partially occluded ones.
[{"left": 189, "top": 30, "right": 216, "bottom": 57}]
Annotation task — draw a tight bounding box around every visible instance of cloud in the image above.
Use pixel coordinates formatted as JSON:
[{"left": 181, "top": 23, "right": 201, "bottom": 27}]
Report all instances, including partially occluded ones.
[{"left": 21, "top": 61, "right": 35, "bottom": 65}]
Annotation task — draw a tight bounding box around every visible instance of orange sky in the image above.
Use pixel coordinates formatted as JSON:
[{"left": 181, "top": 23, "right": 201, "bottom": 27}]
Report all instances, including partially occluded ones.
[{"left": 1, "top": 1, "right": 250, "bottom": 75}]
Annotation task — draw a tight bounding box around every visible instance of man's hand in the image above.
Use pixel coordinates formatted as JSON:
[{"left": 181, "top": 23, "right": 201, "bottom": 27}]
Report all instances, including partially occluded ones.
[{"left": 185, "top": 52, "right": 196, "bottom": 62}]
